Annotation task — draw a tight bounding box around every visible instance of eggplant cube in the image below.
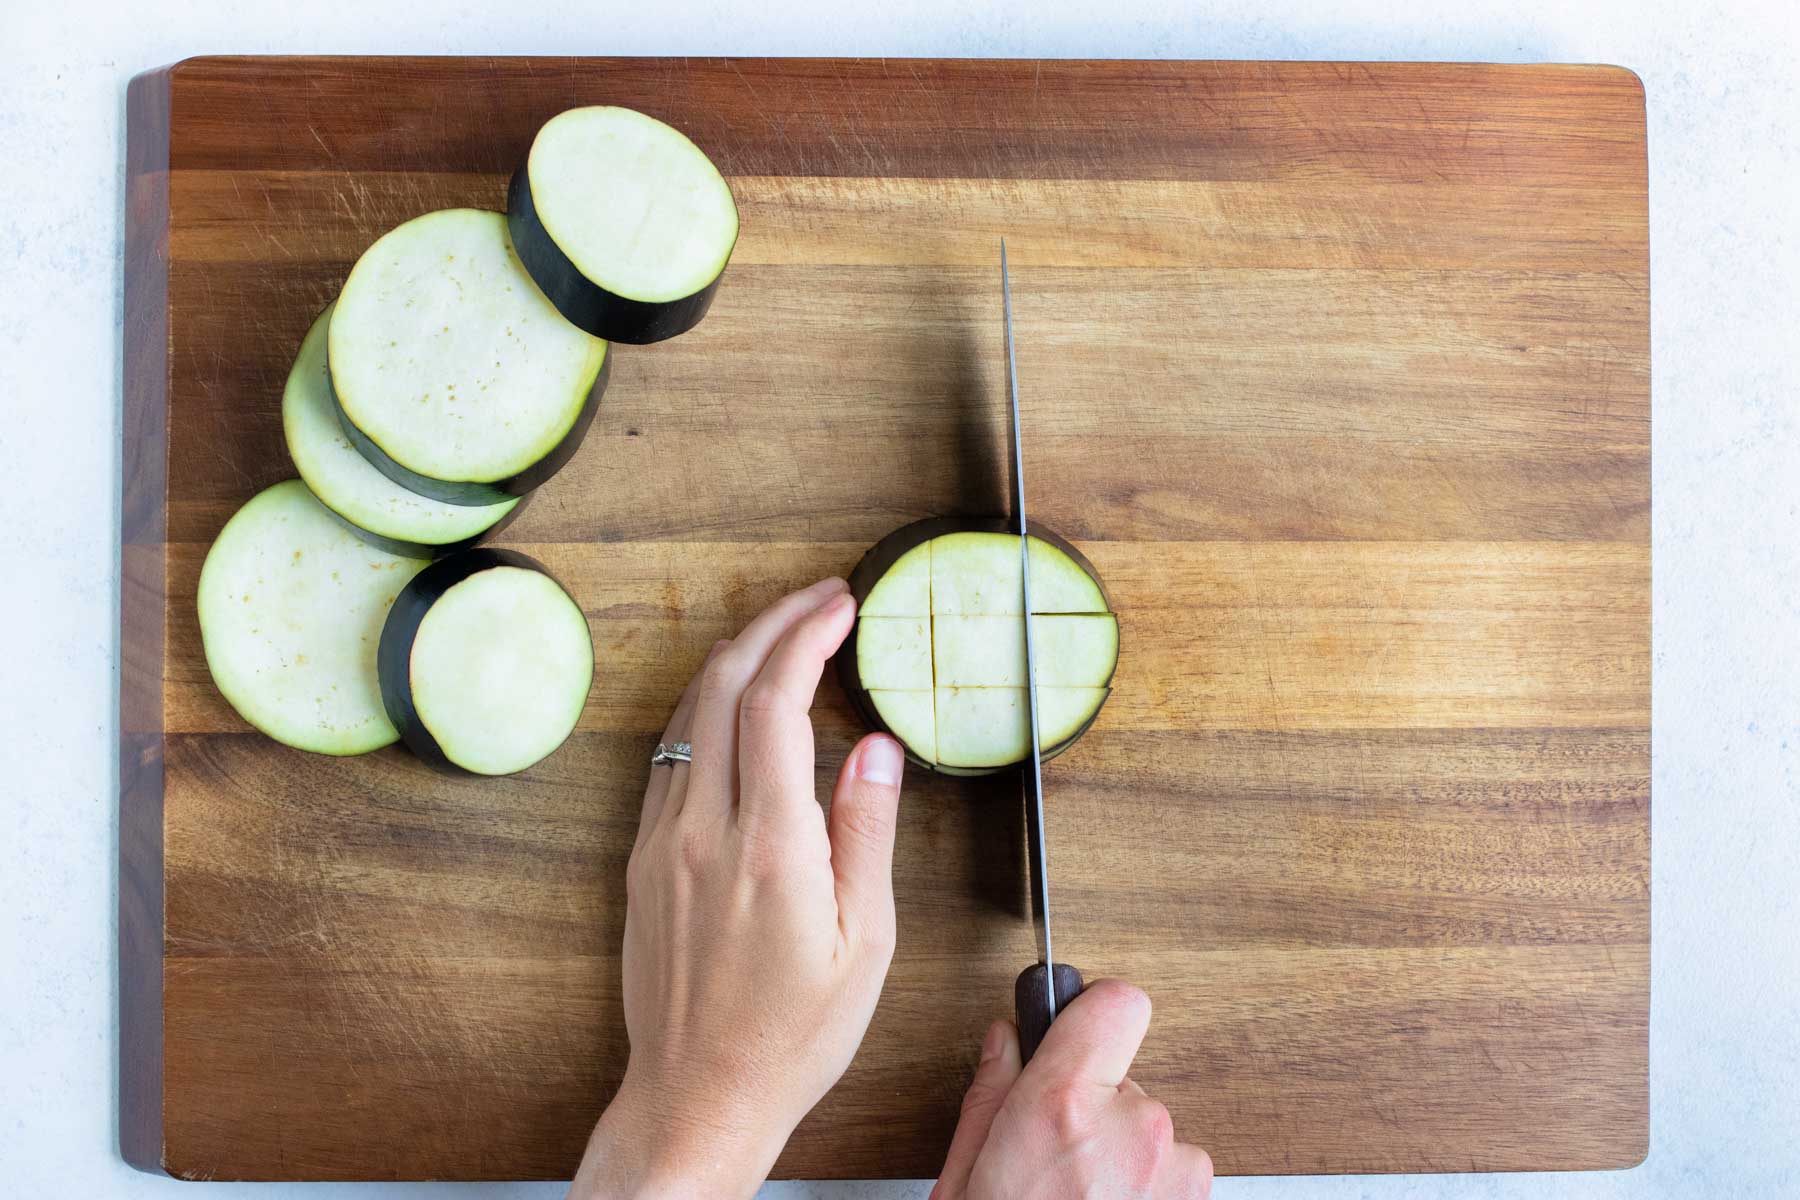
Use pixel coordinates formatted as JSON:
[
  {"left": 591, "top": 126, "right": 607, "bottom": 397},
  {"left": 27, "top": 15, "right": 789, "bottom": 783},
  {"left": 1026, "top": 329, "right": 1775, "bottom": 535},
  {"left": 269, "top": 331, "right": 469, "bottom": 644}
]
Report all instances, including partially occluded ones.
[{"left": 856, "top": 617, "right": 933, "bottom": 690}]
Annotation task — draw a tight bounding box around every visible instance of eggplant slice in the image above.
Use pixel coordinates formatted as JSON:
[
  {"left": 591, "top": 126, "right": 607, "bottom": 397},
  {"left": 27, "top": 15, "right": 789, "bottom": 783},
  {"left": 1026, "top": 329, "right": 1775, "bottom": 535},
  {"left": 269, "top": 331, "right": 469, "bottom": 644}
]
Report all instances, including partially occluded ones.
[
  {"left": 285, "top": 303, "right": 525, "bottom": 557},
  {"left": 837, "top": 517, "right": 1119, "bottom": 775},
  {"left": 328, "top": 209, "right": 610, "bottom": 506},
  {"left": 379, "top": 549, "right": 593, "bottom": 776},
  {"left": 197, "top": 480, "right": 427, "bottom": 755},
  {"left": 508, "top": 106, "right": 739, "bottom": 344}
]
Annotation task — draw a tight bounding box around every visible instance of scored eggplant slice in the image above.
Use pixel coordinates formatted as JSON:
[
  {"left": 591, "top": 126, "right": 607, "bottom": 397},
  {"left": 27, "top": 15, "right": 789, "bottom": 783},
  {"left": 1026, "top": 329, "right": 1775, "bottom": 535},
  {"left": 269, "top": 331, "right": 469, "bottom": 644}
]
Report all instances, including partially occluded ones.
[
  {"left": 328, "top": 208, "right": 610, "bottom": 506},
  {"left": 508, "top": 106, "right": 739, "bottom": 344},
  {"left": 378, "top": 548, "right": 593, "bottom": 776},
  {"left": 837, "top": 517, "right": 1119, "bottom": 776},
  {"left": 197, "top": 479, "right": 427, "bottom": 755},
  {"left": 285, "top": 303, "right": 526, "bottom": 557}
]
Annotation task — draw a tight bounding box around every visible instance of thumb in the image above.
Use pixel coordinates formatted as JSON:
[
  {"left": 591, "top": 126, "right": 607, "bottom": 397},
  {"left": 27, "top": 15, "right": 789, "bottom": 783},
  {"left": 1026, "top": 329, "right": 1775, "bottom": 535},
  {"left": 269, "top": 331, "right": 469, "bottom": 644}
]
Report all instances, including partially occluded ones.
[
  {"left": 931, "top": 1020, "right": 1024, "bottom": 1199},
  {"left": 829, "top": 733, "right": 904, "bottom": 950}
]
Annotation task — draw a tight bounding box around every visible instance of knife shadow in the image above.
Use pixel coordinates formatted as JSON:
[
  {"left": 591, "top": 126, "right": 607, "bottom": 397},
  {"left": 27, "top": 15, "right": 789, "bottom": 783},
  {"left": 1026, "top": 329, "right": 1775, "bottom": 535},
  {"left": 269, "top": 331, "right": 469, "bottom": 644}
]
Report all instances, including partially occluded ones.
[
  {"left": 963, "top": 776, "right": 1029, "bottom": 919},
  {"left": 936, "top": 276, "right": 1008, "bottom": 521}
]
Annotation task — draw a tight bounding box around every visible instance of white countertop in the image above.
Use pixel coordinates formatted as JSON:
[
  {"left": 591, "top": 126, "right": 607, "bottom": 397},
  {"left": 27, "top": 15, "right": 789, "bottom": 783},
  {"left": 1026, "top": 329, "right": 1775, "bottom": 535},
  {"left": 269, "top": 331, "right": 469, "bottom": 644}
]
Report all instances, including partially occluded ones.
[{"left": 4, "top": 0, "right": 1797, "bottom": 1195}]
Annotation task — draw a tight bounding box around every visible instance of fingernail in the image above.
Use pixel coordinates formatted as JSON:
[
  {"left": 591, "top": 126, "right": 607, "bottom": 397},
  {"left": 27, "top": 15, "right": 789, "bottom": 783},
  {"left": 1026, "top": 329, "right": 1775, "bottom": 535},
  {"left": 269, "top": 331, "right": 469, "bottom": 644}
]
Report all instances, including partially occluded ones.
[
  {"left": 808, "top": 579, "right": 849, "bottom": 608},
  {"left": 980, "top": 1021, "right": 1007, "bottom": 1063},
  {"left": 858, "top": 736, "right": 904, "bottom": 787}
]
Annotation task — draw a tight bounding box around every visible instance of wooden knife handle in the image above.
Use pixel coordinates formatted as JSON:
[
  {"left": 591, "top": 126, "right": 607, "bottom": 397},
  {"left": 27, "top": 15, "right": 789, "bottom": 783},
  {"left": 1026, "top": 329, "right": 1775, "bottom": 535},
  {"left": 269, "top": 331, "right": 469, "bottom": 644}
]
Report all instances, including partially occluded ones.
[{"left": 1015, "top": 962, "right": 1085, "bottom": 1064}]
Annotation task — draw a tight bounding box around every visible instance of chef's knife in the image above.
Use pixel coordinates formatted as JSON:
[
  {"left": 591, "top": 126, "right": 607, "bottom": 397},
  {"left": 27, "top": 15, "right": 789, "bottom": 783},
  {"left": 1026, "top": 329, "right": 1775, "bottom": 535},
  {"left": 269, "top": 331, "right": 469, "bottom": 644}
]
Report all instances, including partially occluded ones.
[{"left": 1001, "top": 241, "right": 1085, "bottom": 1063}]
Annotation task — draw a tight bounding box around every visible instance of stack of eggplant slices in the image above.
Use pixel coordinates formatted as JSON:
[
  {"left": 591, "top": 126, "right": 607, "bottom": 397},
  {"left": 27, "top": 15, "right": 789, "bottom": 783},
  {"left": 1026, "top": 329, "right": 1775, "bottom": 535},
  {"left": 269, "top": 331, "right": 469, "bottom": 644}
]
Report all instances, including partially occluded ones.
[{"left": 199, "top": 106, "right": 738, "bottom": 775}]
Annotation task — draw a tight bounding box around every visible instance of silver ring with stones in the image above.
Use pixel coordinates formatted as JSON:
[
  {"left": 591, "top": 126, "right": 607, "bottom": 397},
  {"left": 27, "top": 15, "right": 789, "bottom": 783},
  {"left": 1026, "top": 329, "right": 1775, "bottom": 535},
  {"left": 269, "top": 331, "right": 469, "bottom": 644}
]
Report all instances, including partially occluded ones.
[{"left": 651, "top": 742, "right": 693, "bottom": 766}]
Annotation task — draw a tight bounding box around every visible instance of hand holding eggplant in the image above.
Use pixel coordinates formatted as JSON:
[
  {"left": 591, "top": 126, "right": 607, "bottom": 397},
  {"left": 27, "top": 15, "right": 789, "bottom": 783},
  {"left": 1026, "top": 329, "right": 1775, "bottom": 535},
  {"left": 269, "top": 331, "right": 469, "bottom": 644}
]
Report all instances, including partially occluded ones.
[{"left": 568, "top": 578, "right": 905, "bottom": 1199}]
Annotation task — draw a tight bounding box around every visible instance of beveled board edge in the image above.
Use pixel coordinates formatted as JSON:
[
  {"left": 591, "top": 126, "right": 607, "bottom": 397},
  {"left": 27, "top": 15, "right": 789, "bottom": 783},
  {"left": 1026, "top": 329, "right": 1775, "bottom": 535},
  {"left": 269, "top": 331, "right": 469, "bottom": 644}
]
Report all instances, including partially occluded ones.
[
  {"left": 153, "top": 55, "right": 1652, "bottom": 187},
  {"left": 121, "top": 63, "right": 172, "bottom": 1176}
]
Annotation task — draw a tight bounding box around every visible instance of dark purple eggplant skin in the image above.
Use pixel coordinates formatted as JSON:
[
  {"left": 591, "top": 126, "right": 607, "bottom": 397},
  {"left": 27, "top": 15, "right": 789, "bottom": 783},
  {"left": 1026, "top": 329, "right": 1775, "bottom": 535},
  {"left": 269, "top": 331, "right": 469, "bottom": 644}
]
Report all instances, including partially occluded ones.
[
  {"left": 377, "top": 547, "right": 568, "bottom": 776},
  {"left": 835, "top": 516, "right": 1116, "bottom": 777},
  {"left": 328, "top": 343, "right": 610, "bottom": 507},
  {"left": 311, "top": 486, "right": 533, "bottom": 561},
  {"left": 507, "top": 166, "right": 729, "bottom": 346}
]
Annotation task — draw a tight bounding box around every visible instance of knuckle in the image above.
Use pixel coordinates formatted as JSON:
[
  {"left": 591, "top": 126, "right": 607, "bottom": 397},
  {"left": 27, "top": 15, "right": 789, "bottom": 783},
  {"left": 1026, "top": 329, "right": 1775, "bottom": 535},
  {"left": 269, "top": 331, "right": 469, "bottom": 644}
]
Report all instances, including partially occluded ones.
[
  {"left": 1041, "top": 1080, "right": 1089, "bottom": 1143},
  {"left": 862, "top": 909, "right": 897, "bottom": 959},
  {"left": 697, "top": 656, "right": 739, "bottom": 704},
  {"left": 1119, "top": 1100, "right": 1173, "bottom": 1189},
  {"left": 1173, "top": 1160, "right": 1213, "bottom": 1199},
  {"left": 848, "top": 919, "right": 897, "bottom": 976},
  {"left": 738, "top": 827, "right": 786, "bottom": 881},
  {"left": 959, "top": 1078, "right": 1003, "bottom": 1121},
  {"left": 737, "top": 678, "right": 787, "bottom": 721},
  {"left": 1189, "top": 1147, "right": 1216, "bottom": 1194},
  {"left": 675, "top": 823, "right": 716, "bottom": 874},
  {"left": 1139, "top": 1101, "right": 1175, "bottom": 1155}
]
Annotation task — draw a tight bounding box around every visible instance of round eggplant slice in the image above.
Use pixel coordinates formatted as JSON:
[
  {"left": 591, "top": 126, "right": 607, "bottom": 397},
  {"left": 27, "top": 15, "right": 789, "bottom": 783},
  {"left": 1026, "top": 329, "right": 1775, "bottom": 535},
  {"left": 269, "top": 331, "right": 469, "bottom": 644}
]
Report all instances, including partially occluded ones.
[
  {"left": 379, "top": 549, "right": 593, "bottom": 776},
  {"left": 285, "top": 303, "right": 526, "bottom": 557},
  {"left": 328, "top": 209, "right": 610, "bottom": 506},
  {"left": 197, "top": 479, "right": 427, "bottom": 755},
  {"left": 836, "top": 517, "right": 1119, "bottom": 776},
  {"left": 507, "top": 106, "right": 739, "bottom": 344}
]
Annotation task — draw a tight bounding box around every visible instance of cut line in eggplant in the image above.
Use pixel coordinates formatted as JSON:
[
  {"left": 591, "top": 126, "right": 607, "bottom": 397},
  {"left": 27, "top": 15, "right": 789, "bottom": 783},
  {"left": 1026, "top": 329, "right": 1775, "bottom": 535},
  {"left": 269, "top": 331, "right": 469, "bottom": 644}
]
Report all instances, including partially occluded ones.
[
  {"left": 836, "top": 516, "right": 1119, "bottom": 775},
  {"left": 507, "top": 106, "right": 739, "bottom": 345},
  {"left": 378, "top": 548, "right": 594, "bottom": 776},
  {"left": 328, "top": 208, "right": 611, "bottom": 507},
  {"left": 285, "top": 303, "right": 529, "bottom": 556}
]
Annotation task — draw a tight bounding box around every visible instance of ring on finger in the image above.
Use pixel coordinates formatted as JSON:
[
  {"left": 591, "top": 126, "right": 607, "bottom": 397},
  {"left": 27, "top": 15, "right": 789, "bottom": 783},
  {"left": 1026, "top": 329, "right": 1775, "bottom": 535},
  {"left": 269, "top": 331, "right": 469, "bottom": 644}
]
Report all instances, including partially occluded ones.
[{"left": 651, "top": 741, "right": 693, "bottom": 766}]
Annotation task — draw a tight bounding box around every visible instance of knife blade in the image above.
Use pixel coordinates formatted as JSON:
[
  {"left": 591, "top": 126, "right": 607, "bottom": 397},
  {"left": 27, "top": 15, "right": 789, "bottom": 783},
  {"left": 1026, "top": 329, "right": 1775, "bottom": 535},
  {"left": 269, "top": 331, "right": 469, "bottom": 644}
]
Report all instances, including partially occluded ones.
[{"left": 1002, "top": 241, "right": 1085, "bottom": 1063}]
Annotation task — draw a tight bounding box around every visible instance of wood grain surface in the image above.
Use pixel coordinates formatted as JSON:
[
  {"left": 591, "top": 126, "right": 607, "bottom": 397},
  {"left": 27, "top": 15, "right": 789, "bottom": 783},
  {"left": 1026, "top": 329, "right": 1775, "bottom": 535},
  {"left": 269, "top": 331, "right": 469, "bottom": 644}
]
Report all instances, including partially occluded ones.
[{"left": 122, "top": 56, "right": 1649, "bottom": 1181}]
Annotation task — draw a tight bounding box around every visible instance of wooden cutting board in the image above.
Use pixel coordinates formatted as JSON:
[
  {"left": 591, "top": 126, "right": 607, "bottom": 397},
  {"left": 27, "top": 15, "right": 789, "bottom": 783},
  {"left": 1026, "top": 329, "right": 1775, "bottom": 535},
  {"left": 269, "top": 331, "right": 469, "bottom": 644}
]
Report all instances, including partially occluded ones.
[{"left": 122, "top": 56, "right": 1649, "bottom": 1181}]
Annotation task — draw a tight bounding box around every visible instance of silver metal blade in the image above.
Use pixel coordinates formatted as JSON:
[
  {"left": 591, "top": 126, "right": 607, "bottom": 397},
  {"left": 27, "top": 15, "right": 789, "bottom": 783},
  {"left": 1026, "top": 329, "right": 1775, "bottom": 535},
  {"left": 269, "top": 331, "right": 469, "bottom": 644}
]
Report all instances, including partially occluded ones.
[{"left": 1002, "top": 240, "right": 1058, "bottom": 1025}]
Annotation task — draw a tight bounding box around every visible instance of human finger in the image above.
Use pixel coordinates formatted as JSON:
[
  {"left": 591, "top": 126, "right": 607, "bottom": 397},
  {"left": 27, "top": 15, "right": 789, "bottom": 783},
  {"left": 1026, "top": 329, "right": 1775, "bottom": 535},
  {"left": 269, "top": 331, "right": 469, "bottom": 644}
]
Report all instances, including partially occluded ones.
[
  {"left": 679, "top": 577, "right": 847, "bottom": 821},
  {"left": 639, "top": 639, "right": 727, "bottom": 846},
  {"left": 930, "top": 1020, "right": 1022, "bottom": 1200},
  {"left": 736, "top": 592, "right": 855, "bottom": 835},
  {"left": 825, "top": 733, "right": 904, "bottom": 949}
]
